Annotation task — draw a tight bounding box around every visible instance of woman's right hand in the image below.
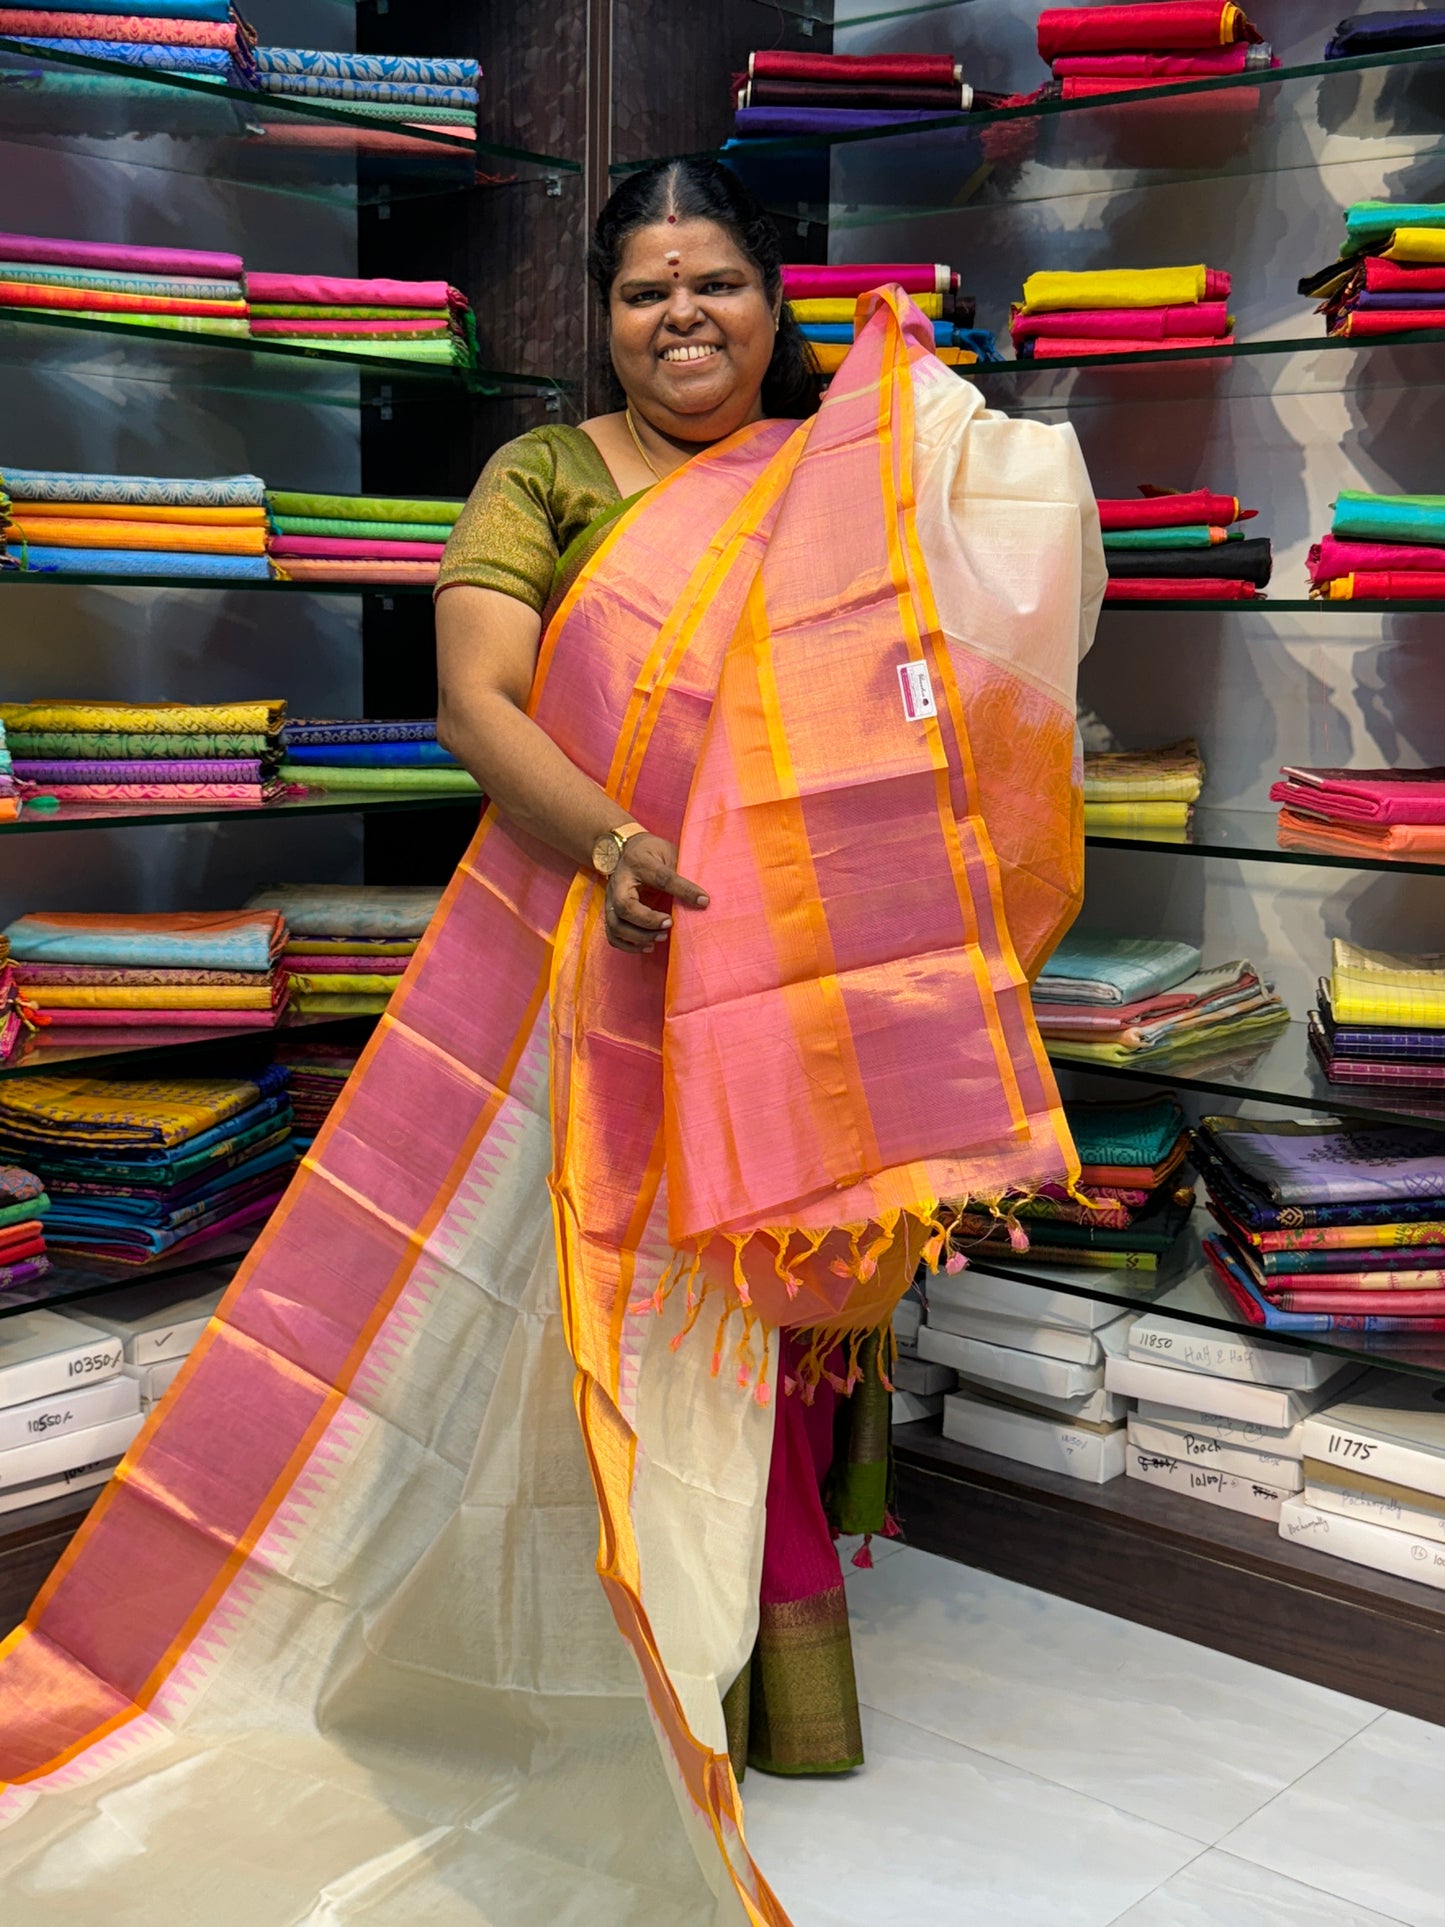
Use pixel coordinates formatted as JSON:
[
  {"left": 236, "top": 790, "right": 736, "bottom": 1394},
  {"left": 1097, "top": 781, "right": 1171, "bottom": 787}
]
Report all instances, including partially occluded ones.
[{"left": 604, "top": 835, "right": 709, "bottom": 953}]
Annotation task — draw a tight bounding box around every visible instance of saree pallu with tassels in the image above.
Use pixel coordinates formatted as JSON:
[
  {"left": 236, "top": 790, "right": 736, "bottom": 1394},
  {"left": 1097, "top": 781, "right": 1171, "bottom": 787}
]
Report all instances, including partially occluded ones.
[{"left": 0, "top": 290, "right": 1101, "bottom": 1924}]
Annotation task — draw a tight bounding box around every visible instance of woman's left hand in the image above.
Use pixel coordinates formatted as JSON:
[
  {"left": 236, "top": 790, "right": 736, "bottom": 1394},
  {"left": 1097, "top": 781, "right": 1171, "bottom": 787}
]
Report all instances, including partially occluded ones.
[{"left": 605, "top": 835, "right": 709, "bottom": 954}]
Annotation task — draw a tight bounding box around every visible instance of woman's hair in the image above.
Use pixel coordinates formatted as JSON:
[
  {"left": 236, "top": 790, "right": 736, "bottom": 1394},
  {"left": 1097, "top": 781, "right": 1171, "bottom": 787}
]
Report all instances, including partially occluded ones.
[{"left": 588, "top": 158, "right": 821, "bottom": 420}]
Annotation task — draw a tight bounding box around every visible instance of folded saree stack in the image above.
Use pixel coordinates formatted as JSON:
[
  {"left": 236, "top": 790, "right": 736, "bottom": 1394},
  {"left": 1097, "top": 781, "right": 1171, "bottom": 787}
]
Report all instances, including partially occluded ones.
[
  {"left": 4, "top": 908, "right": 290, "bottom": 1041},
  {"left": 0, "top": 228, "right": 247, "bottom": 338},
  {"left": 948, "top": 1092, "right": 1195, "bottom": 1273},
  {"left": 0, "top": 1067, "right": 295, "bottom": 1267},
  {"left": 0, "top": 937, "right": 39, "bottom": 1066},
  {"left": 1197, "top": 1114, "right": 1445, "bottom": 1331},
  {"left": 0, "top": 1, "right": 258, "bottom": 88},
  {"left": 244, "top": 271, "right": 478, "bottom": 368},
  {"left": 1310, "top": 939, "right": 1445, "bottom": 1095},
  {"left": 732, "top": 50, "right": 978, "bottom": 138},
  {"left": 1325, "top": 10, "right": 1445, "bottom": 57},
  {"left": 1308, "top": 489, "right": 1445, "bottom": 599},
  {"left": 0, "top": 719, "right": 20, "bottom": 822},
  {"left": 277, "top": 717, "right": 478, "bottom": 797},
  {"left": 1035, "top": 0, "right": 1271, "bottom": 100},
  {"left": 0, "top": 464, "right": 271, "bottom": 580},
  {"left": 1273, "top": 764, "right": 1445, "bottom": 858},
  {"left": 1012, "top": 264, "right": 1235, "bottom": 362},
  {"left": 0, "top": 698, "right": 286, "bottom": 805},
  {"left": 1302, "top": 202, "right": 1445, "bottom": 340},
  {"left": 265, "top": 489, "right": 462, "bottom": 584},
  {"left": 0, "top": 1161, "right": 47, "bottom": 1295},
  {"left": 246, "top": 882, "right": 440, "bottom": 1018},
  {"left": 271, "top": 1034, "right": 364, "bottom": 1149},
  {"left": 1100, "top": 483, "right": 1267, "bottom": 601},
  {"left": 1034, "top": 929, "right": 1288, "bottom": 1067},
  {"left": 1084, "top": 737, "right": 1203, "bottom": 831},
  {"left": 782, "top": 262, "right": 991, "bottom": 369},
  {"left": 253, "top": 49, "right": 480, "bottom": 137}
]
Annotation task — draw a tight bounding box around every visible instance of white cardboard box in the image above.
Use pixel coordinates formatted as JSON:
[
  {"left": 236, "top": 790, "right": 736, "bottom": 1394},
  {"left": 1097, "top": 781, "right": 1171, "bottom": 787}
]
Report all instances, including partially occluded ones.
[
  {"left": 124, "top": 1355, "right": 189, "bottom": 1408},
  {"left": 0, "top": 1311, "right": 123, "bottom": 1412},
  {"left": 1304, "top": 1468, "right": 1445, "bottom": 1548},
  {"left": 0, "top": 1373, "right": 140, "bottom": 1455},
  {"left": 927, "top": 1269, "right": 1128, "bottom": 1333},
  {"left": 1127, "top": 1444, "right": 1291, "bottom": 1522},
  {"left": 1127, "top": 1312, "right": 1342, "bottom": 1390},
  {"left": 0, "top": 1411, "right": 144, "bottom": 1491},
  {"left": 893, "top": 1356, "right": 957, "bottom": 1397},
  {"left": 1134, "top": 1398, "right": 1311, "bottom": 1458},
  {"left": 1303, "top": 1370, "right": 1445, "bottom": 1505},
  {"left": 0, "top": 1454, "right": 119, "bottom": 1519},
  {"left": 926, "top": 1301, "right": 1125, "bottom": 1366},
  {"left": 1105, "top": 1352, "right": 1357, "bottom": 1432},
  {"left": 1280, "top": 1496, "right": 1445, "bottom": 1591},
  {"left": 1127, "top": 1413, "right": 1303, "bottom": 1492},
  {"left": 892, "top": 1389, "right": 944, "bottom": 1425},
  {"left": 919, "top": 1325, "right": 1101, "bottom": 1400},
  {"left": 942, "top": 1389, "right": 1126, "bottom": 1484},
  {"left": 59, "top": 1282, "right": 226, "bottom": 1366}
]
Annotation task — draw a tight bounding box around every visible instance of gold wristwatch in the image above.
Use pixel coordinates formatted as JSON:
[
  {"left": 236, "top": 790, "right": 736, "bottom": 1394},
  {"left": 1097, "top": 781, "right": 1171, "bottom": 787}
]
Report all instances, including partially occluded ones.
[{"left": 591, "top": 821, "right": 648, "bottom": 878}]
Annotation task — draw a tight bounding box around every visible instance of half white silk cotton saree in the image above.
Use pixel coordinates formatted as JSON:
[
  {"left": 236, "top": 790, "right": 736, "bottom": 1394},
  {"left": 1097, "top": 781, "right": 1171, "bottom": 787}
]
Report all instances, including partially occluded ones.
[{"left": 0, "top": 291, "right": 1103, "bottom": 1923}]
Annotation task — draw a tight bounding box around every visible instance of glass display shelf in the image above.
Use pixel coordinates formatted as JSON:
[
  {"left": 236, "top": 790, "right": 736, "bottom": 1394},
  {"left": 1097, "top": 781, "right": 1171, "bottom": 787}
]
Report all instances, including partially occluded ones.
[
  {"left": 1100, "top": 598, "right": 1445, "bottom": 612},
  {"left": 0, "top": 1010, "right": 377, "bottom": 1082},
  {"left": 969, "top": 332, "right": 1445, "bottom": 379},
  {"left": 0, "top": 1236, "right": 250, "bottom": 1324},
  {"left": 954, "top": 1209, "right": 1445, "bottom": 1383},
  {"left": 0, "top": 38, "right": 578, "bottom": 208},
  {"left": 1049, "top": 1020, "right": 1445, "bottom": 1131},
  {"left": 0, "top": 789, "right": 478, "bottom": 837},
  {"left": 1084, "top": 806, "right": 1445, "bottom": 880},
  {"left": 0, "top": 307, "right": 570, "bottom": 403},
  {"left": 0, "top": 569, "right": 433, "bottom": 595},
  {"left": 712, "top": 41, "right": 1445, "bottom": 158}
]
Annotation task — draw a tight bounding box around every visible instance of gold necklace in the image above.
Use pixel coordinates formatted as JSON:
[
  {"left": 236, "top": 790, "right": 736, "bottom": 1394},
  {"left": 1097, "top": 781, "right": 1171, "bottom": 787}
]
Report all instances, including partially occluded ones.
[{"left": 624, "top": 404, "right": 666, "bottom": 482}]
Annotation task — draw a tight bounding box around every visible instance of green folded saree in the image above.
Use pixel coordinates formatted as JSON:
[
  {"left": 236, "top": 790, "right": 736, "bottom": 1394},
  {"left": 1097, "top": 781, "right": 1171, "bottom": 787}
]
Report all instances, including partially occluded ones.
[
  {"left": 272, "top": 516, "right": 457, "bottom": 543},
  {"left": 279, "top": 763, "right": 480, "bottom": 794},
  {"left": 265, "top": 492, "right": 463, "bottom": 526}
]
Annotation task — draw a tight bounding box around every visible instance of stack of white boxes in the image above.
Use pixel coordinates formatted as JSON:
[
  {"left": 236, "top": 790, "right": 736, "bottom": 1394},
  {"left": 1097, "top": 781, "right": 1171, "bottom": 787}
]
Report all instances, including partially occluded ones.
[
  {"left": 919, "top": 1271, "right": 1133, "bottom": 1482},
  {"left": 0, "top": 1308, "right": 145, "bottom": 1517},
  {"left": 891, "top": 1284, "right": 956, "bottom": 1424},
  {"left": 1107, "top": 1313, "right": 1363, "bottom": 1524},
  {"left": 59, "top": 1278, "right": 228, "bottom": 1412},
  {"left": 1282, "top": 1369, "right": 1445, "bottom": 1588}
]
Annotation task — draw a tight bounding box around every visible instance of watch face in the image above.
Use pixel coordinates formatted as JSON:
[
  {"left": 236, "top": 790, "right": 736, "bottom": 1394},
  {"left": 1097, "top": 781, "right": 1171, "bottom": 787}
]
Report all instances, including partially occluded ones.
[{"left": 592, "top": 831, "right": 622, "bottom": 877}]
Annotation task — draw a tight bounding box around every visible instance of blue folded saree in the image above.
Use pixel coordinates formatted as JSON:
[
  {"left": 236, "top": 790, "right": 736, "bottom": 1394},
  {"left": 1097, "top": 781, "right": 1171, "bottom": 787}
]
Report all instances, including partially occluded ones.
[
  {"left": 13, "top": 548, "right": 273, "bottom": 580},
  {"left": 1333, "top": 490, "right": 1445, "bottom": 545},
  {"left": 1326, "top": 11, "right": 1445, "bottom": 58},
  {"left": 280, "top": 741, "right": 457, "bottom": 767},
  {"left": 33, "top": 0, "right": 233, "bottom": 13},
  {"left": 254, "top": 49, "right": 480, "bottom": 87},
  {"left": 1033, "top": 932, "right": 1203, "bottom": 1006},
  {"left": 1343, "top": 202, "right": 1445, "bottom": 250},
  {"left": 9, "top": 40, "right": 236, "bottom": 77},
  {"left": 1, "top": 466, "right": 265, "bottom": 507}
]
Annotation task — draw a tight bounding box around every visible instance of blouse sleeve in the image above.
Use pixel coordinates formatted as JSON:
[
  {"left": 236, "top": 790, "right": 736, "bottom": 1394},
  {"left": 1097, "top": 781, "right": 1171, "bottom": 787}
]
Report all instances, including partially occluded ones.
[{"left": 434, "top": 432, "right": 561, "bottom": 612}]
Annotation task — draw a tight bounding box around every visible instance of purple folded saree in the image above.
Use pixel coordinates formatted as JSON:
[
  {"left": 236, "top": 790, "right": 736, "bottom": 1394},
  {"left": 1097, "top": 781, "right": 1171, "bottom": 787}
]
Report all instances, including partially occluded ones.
[
  {"left": 14, "top": 758, "right": 267, "bottom": 784},
  {"left": 0, "top": 230, "right": 242, "bottom": 279},
  {"left": 1308, "top": 534, "right": 1445, "bottom": 581},
  {"left": 733, "top": 105, "right": 963, "bottom": 135}
]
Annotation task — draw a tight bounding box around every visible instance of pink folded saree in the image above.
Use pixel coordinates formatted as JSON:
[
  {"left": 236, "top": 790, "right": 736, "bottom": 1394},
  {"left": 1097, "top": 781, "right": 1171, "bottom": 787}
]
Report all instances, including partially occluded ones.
[
  {"left": 0, "top": 231, "right": 241, "bottom": 278},
  {"left": 1025, "top": 334, "right": 1234, "bottom": 357},
  {"left": 267, "top": 535, "right": 447, "bottom": 562},
  {"left": 243, "top": 273, "right": 458, "bottom": 308},
  {"left": 0, "top": 291, "right": 1100, "bottom": 1925},
  {"left": 0, "top": 11, "right": 250, "bottom": 46},
  {"left": 283, "top": 953, "right": 409, "bottom": 975},
  {"left": 1308, "top": 534, "right": 1445, "bottom": 581},
  {"left": 1012, "top": 301, "right": 1230, "bottom": 341},
  {"left": 34, "top": 782, "right": 285, "bottom": 803},
  {"left": 1105, "top": 576, "right": 1256, "bottom": 598},
  {"left": 781, "top": 263, "right": 953, "bottom": 299},
  {"left": 36, "top": 1004, "right": 285, "bottom": 1028},
  {"left": 1270, "top": 766, "right": 1445, "bottom": 824}
]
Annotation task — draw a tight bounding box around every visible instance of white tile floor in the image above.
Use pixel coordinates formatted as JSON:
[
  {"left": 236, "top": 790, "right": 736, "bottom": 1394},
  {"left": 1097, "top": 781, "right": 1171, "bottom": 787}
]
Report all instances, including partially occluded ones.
[{"left": 743, "top": 1542, "right": 1436, "bottom": 1927}]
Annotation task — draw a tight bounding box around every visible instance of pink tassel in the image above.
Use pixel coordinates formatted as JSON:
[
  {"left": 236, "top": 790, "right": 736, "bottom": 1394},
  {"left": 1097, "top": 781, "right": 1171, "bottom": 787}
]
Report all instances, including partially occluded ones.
[
  {"left": 882, "top": 1511, "right": 903, "bottom": 1540},
  {"left": 1008, "top": 1219, "right": 1030, "bottom": 1252},
  {"left": 944, "top": 1250, "right": 967, "bottom": 1274},
  {"left": 852, "top": 1537, "right": 875, "bottom": 1569}
]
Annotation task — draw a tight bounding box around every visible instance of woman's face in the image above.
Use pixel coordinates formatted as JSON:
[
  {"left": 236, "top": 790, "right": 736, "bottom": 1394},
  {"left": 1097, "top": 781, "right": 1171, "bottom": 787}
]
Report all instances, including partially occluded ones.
[{"left": 609, "top": 217, "right": 778, "bottom": 442}]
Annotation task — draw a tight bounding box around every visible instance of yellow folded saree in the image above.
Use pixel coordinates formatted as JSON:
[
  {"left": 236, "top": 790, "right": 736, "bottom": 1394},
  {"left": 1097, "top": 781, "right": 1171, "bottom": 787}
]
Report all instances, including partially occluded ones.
[
  {"left": 0, "top": 700, "right": 284, "bottom": 736},
  {"left": 0, "top": 292, "right": 1103, "bottom": 1925},
  {"left": 1330, "top": 938, "right": 1445, "bottom": 1026},
  {"left": 1019, "top": 265, "right": 1210, "bottom": 314}
]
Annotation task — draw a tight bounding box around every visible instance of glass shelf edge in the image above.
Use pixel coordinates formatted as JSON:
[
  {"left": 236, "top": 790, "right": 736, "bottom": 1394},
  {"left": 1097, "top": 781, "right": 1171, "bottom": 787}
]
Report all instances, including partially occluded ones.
[
  {"left": 0, "top": 572, "right": 434, "bottom": 594},
  {"left": 0, "top": 792, "right": 479, "bottom": 836},
  {"left": 1084, "top": 811, "right": 1445, "bottom": 878}
]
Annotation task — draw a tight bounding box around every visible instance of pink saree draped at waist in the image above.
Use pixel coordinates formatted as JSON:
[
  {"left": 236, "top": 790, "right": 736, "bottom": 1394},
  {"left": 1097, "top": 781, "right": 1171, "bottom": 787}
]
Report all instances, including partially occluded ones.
[
  {"left": 1052, "top": 46, "right": 1253, "bottom": 74},
  {"left": 34, "top": 782, "right": 285, "bottom": 803},
  {"left": 0, "top": 229, "right": 241, "bottom": 278},
  {"left": 0, "top": 284, "right": 245, "bottom": 318},
  {"left": 268, "top": 535, "right": 448, "bottom": 562},
  {"left": 35, "top": 1004, "right": 285, "bottom": 1028},
  {"left": 1012, "top": 302, "right": 1230, "bottom": 341},
  {"left": 1270, "top": 767, "right": 1445, "bottom": 823},
  {"left": 1334, "top": 310, "right": 1445, "bottom": 336},
  {"left": 243, "top": 273, "right": 458, "bottom": 308},
  {"left": 1105, "top": 576, "right": 1257, "bottom": 599},
  {"left": 1309, "top": 534, "right": 1445, "bottom": 581},
  {"left": 1025, "top": 334, "right": 1234, "bottom": 357},
  {"left": 1324, "top": 571, "right": 1445, "bottom": 598},
  {"left": 0, "top": 10, "right": 249, "bottom": 46},
  {"left": 249, "top": 316, "right": 451, "bottom": 338},
  {"left": 781, "top": 263, "right": 952, "bottom": 298},
  {"left": 271, "top": 558, "right": 438, "bottom": 584},
  {"left": 1038, "top": 1, "right": 1262, "bottom": 63},
  {"left": 1099, "top": 488, "right": 1246, "bottom": 530},
  {"left": 1276, "top": 808, "right": 1445, "bottom": 856}
]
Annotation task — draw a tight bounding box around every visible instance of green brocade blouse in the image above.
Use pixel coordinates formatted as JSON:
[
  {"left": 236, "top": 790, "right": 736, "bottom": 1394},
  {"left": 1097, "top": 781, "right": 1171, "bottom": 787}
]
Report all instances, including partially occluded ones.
[{"left": 435, "top": 424, "right": 634, "bottom": 614}]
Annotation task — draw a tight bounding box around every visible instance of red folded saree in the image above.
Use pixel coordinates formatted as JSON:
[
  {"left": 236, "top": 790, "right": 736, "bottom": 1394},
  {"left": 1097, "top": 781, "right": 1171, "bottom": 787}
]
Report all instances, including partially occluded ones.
[
  {"left": 1276, "top": 808, "right": 1445, "bottom": 857},
  {"left": 1333, "top": 310, "right": 1445, "bottom": 336},
  {"left": 1038, "top": 2, "right": 1262, "bottom": 62},
  {"left": 1052, "top": 47, "right": 1255, "bottom": 75},
  {"left": 0, "top": 291, "right": 1098, "bottom": 1922},
  {"left": 1025, "top": 335, "right": 1234, "bottom": 357},
  {"left": 749, "top": 51, "right": 960, "bottom": 85},
  {"left": 1322, "top": 571, "right": 1445, "bottom": 598},
  {"left": 1270, "top": 766, "right": 1445, "bottom": 824},
  {"left": 0, "top": 10, "right": 249, "bottom": 45},
  {"left": 1308, "top": 534, "right": 1445, "bottom": 581},
  {"left": 1105, "top": 577, "right": 1257, "bottom": 599},
  {"left": 1012, "top": 302, "right": 1230, "bottom": 341},
  {"left": 1099, "top": 488, "right": 1248, "bottom": 530},
  {"left": 1365, "top": 257, "right": 1445, "bottom": 292}
]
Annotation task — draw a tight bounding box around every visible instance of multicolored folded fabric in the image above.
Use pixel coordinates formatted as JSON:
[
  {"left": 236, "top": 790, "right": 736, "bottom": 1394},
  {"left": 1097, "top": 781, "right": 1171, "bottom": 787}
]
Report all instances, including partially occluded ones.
[
  {"left": 780, "top": 265, "right": 956, "bottom": 300},
  {"left": 1084, "top": 739, "right": 1204, "bottom": 802},
  {"left": 5, "top": 908, "right": 285, "bottom": 971},
  {"left": 254, "top": 50, "right": 479, "bottom": 85},
  {"left": 1319, "top": 572, "right": 1445, "bottom": 599},
  {"left": 1034, "top": 930, "right": 1202, "bottom": 1004}
]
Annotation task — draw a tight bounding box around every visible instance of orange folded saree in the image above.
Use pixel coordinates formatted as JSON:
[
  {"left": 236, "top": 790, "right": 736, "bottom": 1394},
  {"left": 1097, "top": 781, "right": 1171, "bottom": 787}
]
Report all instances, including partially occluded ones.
[{"left": 0, "top": 291, "right": 1102, "bottom": 1923}]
